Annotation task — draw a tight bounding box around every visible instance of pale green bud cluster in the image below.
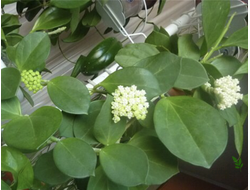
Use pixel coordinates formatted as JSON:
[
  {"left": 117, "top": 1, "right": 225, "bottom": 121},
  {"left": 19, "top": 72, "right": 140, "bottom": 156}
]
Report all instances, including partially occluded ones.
[
  {"left": 21, "top": 70, "right": 43, "bottom": 94},
  {"left": 111, "top": 85, "right": 149, "bottom": 123},
  {"left": 204, "top": 76, "right": 243, "bottom": 110}
]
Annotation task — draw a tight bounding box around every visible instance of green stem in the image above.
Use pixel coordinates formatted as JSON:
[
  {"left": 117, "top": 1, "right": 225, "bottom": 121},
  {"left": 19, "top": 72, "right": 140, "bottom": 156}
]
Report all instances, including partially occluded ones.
[
  {"left": 125, "top": 118, "right": 136, "bottom": 131},
  {"left": 41, "top": 79, "right": 49, "bottom": 86},
  {"left": 201, "top": 12, "right": 236, "bottom": 63},
  {"left": 93, "top": 148, "right": 101, "bottom": 155},
  {"left": 206, "top": 53, "right": 223, "bottom": 63},
  {"left": 94, "top": 26, "right": 105, "bottom": 39},
  {"left": 58, "top": 40, "right": 75, "bottom": 64},
  {"left": 91, "top": 87, "right": 107, "bottom": 94},
  {"left": 50, "top": 136, "right": 61, "bottom": 142}
]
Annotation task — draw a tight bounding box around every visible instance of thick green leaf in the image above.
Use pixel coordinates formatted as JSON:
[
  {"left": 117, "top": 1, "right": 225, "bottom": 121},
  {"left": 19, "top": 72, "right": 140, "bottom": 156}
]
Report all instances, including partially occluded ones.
[
  {"left": 174, "top": 58, "right": 209, "bottom": 90},
  {"left": 1, "top": 14, "right": 20, "bottom": 34},
  {"left": 100, "top": 144, "right": 149, "bottom": 187},
  {"left": 53, "top": 138, "right": 97, "bottom": 178},
  {"left": 1, "top": 96, "right": 21, "bottom": 121},
  {"left": 24, "top": 0, "right": 42, "bottom": 22},
  {"left": 211, "top": 56, "right": 242, "bottom": 76},
  {"left": 34, "top": 151, "right": 72, "bottom": 185},
  {"left": 82, "top": 8, "right": 101, "bottom": 27},
  {"left": 233, "top": 116, "right": 244, "bottom": 157},
  {"left": 5, "top": 33, "right": 23, "bottom": 46},
  {"left": 15, "top": 32, "right": 51, "bottom": 71},
  {"left": 63, "top": 23, "right": 89, "bottom": 43},
  {"left": 47, "top": 76, "right": 90, "bottom": 114},
  {"left": 6, "top": 45, "right": 17, "bottom": 63},
  {"left": 222, "top": 26, "right": 248, "bottom": 49},
  {"left": 93, "top": 95, "right": 126, "bottom": 145},
  {"left": 234, "top": 60, "right": 248, "bottom": 76},
  {"left": 1, "top": 146, "right": 34, "bottom": 189},
  {"left": 1, "top": 28, "right": 6, "bottom": 41},
  {"left": 203, "top": 63, "right": 223, "bottom": 79},
  {"left": 145, "top": 30, "right": 170, "bottom": 50},
  {"left": 32, "top": 7, "right": 71, "bottom": 31},
  {"left": 154, "top": 97, "right": 228, "bottom": 168},
  {"left": 1, "top": 180, "right": 11, "bottom": 190},
  {"left": 178, "top": 34, "right": 200, "bottom": 60},
  {"left": 70, "top": 8, "right": 80, "bottom": 33},
  {"left": 135, "top": 52, "right": 181, "bottom": 93},
  {"left": 1, "top": 67, "right": 21, "bottom": 100},
  {"left": 74, "top": 100, "right": 104, "bottom": 144},
  {"left": 100, "top": 67, "right": 161, "bottom": 100},
  {"left": 115, "top": 43, "right": 159, "bottom": 67},
  {"left": 87, "top": 166, "right": 128, "bottom": 190},
  {"left": 202, "top": 0, "right": 230, "bottom": 49},
  {"left": 51, "top": 0, "right": 91, "bottom": 9},
  {"left": 242, "top": 94, "right": 248, "bottom": 106},
  {"left": 71, "top": 55, "right": 87, "bottom": 77},
  {"left": 219, "top": 106, "right": 239, "bottom": 127},
  {"left": 59, "top": 112, "right": 75, "bottom": 137},
  {"left": 129, "top": 136, "right": 179, "bottom": 185},
  {"left": 233, "top": 103, "right": 248, "bottom": 156},
  {"left": 157, "top": 0, "right": 166, "bottom": 15},
  {"left": 20, "top": 86, "right": 34, "bottom": 107},
  {"left": 3, "top": 106, "right": 62, "bottom": 152}
]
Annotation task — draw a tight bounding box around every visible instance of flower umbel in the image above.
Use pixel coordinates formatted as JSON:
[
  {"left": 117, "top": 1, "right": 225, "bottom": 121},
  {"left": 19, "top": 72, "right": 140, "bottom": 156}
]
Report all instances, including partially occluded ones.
[
  {"left": 205, "top": 76, "right": 243, "bottom": 110},
  {"left": 111, "top": 85, "right": 149, "bottom": 123},
  {"left": 21, "top": 70, "right": 44, "bottom": 94}
]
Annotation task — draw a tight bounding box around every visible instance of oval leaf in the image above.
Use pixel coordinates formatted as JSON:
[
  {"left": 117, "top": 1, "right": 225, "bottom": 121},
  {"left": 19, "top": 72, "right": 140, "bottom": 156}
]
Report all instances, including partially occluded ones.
[
  {"left": 202, "top": 0, "right": 230, "bottom": 49},
  {"left": 53, "top": 138, "right": 97, "bottom": 178},
  {"left": 3, "top": 106, "right": 62, "bottom": 152},
  {"left": 32, "top": 7, "right": 71, "bottom": 31},
  {"left": 145, "top": 30, "right": 170, "bottom": 50},
  {"left": 178, "top": 34, "right": 200, "bottom": 60},
  {"left": 115, "top": 43, "right": 159, "bottom": 67},
  {"left": 234, "top": 61, "right": 248, "bottom": 76},
  {"left": 1, "top": 96, "right": 21, "bottom": 121},
  {"left": 63, "top": 24, "right": 89, "bottom": 43},
  {"left": 222, "top": 26, "right": 248, "bottom": 49},
  {"left": 51, "top": 0, "right": 91, "bottom": 9},
  {"left": 129, "top": 136, "right": 179, "bottom": 185},
  {"left": 211, "top": 56, "right": 242, "bottom": 76},
  {"left": 74, "top": 100, "right": 103, "bottom": 144},
  {"left": 154, "top": 97, "right": 228, "bottom": 168},
  {"left": 100, "top": 67, "right": 161, "bottom": 100},
  {"left": 47, "top": 76, "right": 90, "bottom": 114},
  {"left": 100, "top": 144, "right": 149, "bottom": 187},
  {"left": 58, "top": 112, "right": 75, "bottom": 138},
  {"left": 82, "top": 8, "right": 101, "bottom": 27},
  {"left": 135, "top": 52, "right": 181, "bottom": 93},
  {"left": 15, "top": 32, "right": 51, "bottom": 71},
  {"left": 87, "top": 166, "right": 128, "bottom": 190},
  {"left": 1, "top": 67, "right": 21, "bottom": 100},
  {"left": 174, "top": 58, "right": 209, "bottom": 90},
  {"left": 34, "top": 151, "right": 72, "bottom": 185},
  {"left": 93, "top": 95, "right": 126, "bottom": 145}
]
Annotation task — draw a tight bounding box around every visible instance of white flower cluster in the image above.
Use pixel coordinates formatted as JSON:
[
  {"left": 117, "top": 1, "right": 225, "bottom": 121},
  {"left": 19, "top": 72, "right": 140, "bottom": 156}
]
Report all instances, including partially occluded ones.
[
  {"left": 111, "top": 85, "right": 149, "bottom": 123},
  {"left": 205, "top": 76, "right": 243, "bottom": 110}
]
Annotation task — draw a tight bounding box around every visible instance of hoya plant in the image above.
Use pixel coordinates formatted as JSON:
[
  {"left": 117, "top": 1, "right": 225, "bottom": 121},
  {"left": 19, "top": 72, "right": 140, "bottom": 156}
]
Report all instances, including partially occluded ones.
[{"left": 1, "top": 0, "right": 248, "bottom": 189}]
